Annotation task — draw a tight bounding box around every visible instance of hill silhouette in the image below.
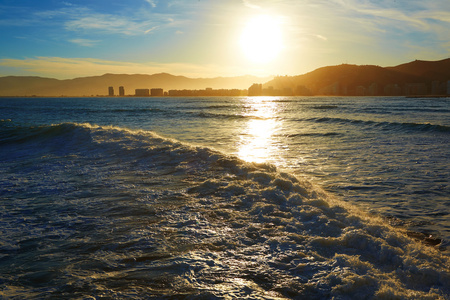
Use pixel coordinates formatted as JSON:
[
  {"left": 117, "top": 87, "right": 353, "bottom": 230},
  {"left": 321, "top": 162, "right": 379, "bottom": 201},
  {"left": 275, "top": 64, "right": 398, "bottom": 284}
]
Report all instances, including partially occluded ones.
[
  {"left": 388, "top": 58, "right": 450, "bottom": 80},
  {"left": 1, "top": 58, "right": 449, "bottom": 96},
  {"left": 263, "top": 58, "right": 450, "bottom": 96},
  {"left": 0, "top": 73, "right": 271, "bottom": 97}
]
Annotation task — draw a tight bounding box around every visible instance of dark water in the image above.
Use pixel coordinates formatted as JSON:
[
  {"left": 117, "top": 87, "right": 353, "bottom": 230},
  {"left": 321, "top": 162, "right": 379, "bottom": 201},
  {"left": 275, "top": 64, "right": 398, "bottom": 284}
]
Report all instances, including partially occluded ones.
[{"left": 0, "top": 96, "right": 449, "bottom": 299}]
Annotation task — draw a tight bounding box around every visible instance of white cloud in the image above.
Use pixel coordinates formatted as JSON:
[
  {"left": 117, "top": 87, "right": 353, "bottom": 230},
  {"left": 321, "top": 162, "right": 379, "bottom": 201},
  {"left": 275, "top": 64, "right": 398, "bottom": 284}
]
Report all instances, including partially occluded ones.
[
  {"left": 144, "top": 26, "right": 159, "bottom": 34},
  {"left": 65, "top": 13, "right": 156, "bottom": 36},
  {"left": 145, "top": 0, "right": 157, "bottom": 8},
  {"left": 69, "top": 38, "right": 99, "bottom": 47},
  {"left": 242, "top": 0, "right": 261, "bottom": 9},
  {"left": 315, "top": 35, "right": 327, "bottom": 41},
  {"left": 18, "top": 4, "right": 169, "bottom": 36},
  {"left": 333, "top": 0, "right": 450, "bottom": 30}
]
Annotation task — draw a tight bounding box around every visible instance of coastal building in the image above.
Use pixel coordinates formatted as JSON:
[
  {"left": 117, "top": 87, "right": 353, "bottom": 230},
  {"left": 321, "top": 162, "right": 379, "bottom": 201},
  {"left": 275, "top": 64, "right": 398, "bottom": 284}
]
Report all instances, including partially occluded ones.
[
  {"left": 355, "top": 85, "right": 366, "bottom": 96},
  {"left": 119, "top": 86, "right": 125, "bottom": 96},
  {"left": 151, "top": 88, "right": 164, "bottom": 97},
  {"left": 283, "top": 87, "right": 293, "bottom": 96},
  {"left": 108, "top": 86, "right": 114, "bottom": 96},
  {"left": 331, "top": 82, "right": 340, "bottom": 95},
  {"left": 431, "top": 81, "right": 440, "bottom": 95},
  {"left": 248, "top": 83, "right": 263, "bottom": 96},
  {"left": 341, "top": 85, "right": 348, "bottom": 95},
  {"left": 295, "top": 85, "right": 312, "bottom": 96},
  {"left": 368, "top": 83, "right": 378, "bottom": 96},
  {"left": 135, "top": 89, "right": 150, "bottom": 96},
  {"left": 384, "top": 84, "right": 402, "bottom": 96},
  {"left": 447, "top": 80, "right": 450, "bottom": 95},
  {"left": 266, "top": 86, "right": 275, "bottom": 95},
  {"left": 318, "top": 82, "right": 339, "bottom": 95},
  {"left": 405, "top": 83, "right": 427, "bottom": 96},
  {"left": 167, "top": 88, "right": 245, "bottom": 97}
]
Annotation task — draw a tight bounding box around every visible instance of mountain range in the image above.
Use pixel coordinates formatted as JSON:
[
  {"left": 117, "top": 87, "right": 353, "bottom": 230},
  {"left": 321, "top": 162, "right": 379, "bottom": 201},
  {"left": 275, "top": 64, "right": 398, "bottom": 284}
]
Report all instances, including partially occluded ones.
[
  {"left": 0, "top": 73, "right": 272, "bottom": 97},
  {"left": 0, "top": 58, "right": 449, "bottom": 97},
  {"left": 264, "top": 58, "right": 450, "bottom": 96}
]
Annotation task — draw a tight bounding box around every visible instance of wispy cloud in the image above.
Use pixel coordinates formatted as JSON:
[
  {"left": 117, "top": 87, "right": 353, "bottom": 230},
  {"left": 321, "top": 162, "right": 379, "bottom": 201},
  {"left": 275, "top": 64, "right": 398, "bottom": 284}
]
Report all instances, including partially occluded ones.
[
  {"left": 334, "top": 0, "right": 450, "bottom": 30},
  {"left": 144, "top": 26, "right": 159, "bottom": 34},
  {"left": 69, "top": 38, "right": 99, "bottom": 47},
  {"left": 286, "top": 0, "right": 449, "bottom": 45},
  {"left": 145, "top": 0, "right": 157, "bottom": 8},
  {"left": 338, "top": 0, "right": 450, "bottom": 54},
  {"left": 242, "top": 0, "right": 261, "bottom": 10},
  {"left": 65, "top": 13, "right": 156, "bottom": 36},
  {"left": 18, "top": 3, "right": 172, "bottom": 36}
]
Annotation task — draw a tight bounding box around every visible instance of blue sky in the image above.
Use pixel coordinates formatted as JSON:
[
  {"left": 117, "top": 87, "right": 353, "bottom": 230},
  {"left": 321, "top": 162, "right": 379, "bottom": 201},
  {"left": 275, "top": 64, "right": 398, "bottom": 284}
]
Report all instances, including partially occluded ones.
[{"left": 0, "top": 0, "right": 449, "bottom": 78}]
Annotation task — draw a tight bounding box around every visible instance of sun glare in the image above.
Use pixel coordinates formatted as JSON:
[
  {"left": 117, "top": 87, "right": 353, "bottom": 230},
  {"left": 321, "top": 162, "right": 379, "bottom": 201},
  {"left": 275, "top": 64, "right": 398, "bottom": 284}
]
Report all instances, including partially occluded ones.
[{"left": 240, "top": 15, "right": 284, "bottom": 64}]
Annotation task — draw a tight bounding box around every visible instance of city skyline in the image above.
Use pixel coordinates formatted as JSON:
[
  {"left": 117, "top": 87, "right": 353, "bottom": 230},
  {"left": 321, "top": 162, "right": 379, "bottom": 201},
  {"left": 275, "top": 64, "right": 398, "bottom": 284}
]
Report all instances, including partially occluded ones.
[{"left": 0, "top": 0, "right": 449, "bottom": 79}]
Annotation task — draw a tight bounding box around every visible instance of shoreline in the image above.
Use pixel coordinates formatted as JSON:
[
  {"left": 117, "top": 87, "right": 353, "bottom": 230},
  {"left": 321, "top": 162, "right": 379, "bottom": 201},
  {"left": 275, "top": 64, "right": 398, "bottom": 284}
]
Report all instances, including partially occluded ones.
[{"left": 1, "top": 95, "right": 449, "bottom": 99}]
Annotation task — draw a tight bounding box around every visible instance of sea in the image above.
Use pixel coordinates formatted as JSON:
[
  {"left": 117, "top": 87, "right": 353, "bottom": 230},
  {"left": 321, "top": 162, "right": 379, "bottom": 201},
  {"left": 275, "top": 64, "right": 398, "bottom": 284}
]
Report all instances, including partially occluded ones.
[{"left": 0, "top": 96, "right": 449, "bottom": 299}]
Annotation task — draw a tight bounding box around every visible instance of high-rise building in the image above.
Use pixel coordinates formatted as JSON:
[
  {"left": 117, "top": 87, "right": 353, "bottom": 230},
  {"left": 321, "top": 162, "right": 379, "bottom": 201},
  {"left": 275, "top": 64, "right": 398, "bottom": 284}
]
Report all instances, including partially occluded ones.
[
  {"left": 368, "top": 83, "right": 378, "bottom": 96},
  {"left": 135, "top": 89, "right": 150, "bottom": 96},
  {"left": 431, "top": 81, "right": 440, "bottom": 95},
  {"left": 151, "top": 88, "right": 164, "bottom": 97},
  {"left": 108, "top": 86, "right": 114, "bottom": 96},
  {"left": 119, "top": 86, "right": 125, "bottom": 96},
  {"left": 405, "top": 83, "right": 427, "bottom": 96}
]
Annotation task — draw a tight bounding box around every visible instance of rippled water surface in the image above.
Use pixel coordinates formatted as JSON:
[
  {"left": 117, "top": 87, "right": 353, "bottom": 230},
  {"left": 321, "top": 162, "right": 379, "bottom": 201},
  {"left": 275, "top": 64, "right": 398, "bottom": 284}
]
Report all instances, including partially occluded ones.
[{"left": 0, "top": 96, "right": 449, "bottom": 298}]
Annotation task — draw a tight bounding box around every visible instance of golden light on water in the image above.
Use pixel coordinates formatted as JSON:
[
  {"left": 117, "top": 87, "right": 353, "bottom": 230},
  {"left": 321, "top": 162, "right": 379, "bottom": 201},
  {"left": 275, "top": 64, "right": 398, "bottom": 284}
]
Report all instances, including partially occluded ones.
[
  {"left": 237, "top": 97, "right": 284, "bottom": 164},
  {"left": 238, "top": 118, "right": 278, "bottom": 163}
]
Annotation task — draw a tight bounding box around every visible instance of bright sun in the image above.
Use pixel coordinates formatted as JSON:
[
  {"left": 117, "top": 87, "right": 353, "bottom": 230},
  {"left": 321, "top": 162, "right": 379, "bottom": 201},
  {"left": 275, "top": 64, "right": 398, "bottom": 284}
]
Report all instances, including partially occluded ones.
[{"left": 240, "top": 15, "right": 283, "bottom": 64}]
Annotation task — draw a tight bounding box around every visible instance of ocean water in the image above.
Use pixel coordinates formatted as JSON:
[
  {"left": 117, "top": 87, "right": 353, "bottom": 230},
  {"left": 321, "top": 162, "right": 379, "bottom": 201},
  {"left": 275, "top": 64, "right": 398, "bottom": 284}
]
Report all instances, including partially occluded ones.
[{"left": 0, "top": 96, "right": 449, "bottom": 299}]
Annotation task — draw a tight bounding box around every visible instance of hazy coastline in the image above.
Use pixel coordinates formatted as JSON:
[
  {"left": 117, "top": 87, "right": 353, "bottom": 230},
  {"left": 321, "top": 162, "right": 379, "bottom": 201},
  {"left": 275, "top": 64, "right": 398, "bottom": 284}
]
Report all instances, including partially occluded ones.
[{"left": 1, "top": 58, "right": 449, "bottom": 98}]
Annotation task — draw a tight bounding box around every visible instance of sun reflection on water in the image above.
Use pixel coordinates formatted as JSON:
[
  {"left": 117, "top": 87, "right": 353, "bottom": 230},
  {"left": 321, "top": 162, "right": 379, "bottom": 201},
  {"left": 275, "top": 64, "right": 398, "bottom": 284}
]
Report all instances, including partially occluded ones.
[{"left": 237, "top": 97, "right": 285, "bottom": 164}]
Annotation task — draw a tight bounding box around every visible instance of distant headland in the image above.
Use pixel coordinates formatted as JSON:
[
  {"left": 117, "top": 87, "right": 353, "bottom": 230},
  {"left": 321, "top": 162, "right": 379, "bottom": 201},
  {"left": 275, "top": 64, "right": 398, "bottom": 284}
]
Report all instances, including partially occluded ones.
[{"left": 1, "top": 58, "right": 449, "bottom": 97}]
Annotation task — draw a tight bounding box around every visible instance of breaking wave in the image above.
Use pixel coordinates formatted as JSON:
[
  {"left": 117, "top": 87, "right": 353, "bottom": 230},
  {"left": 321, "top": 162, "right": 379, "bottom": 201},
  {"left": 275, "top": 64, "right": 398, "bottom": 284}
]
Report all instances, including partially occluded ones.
[{"left": 1, "top": 122, "right": 449, "bottom": 299}]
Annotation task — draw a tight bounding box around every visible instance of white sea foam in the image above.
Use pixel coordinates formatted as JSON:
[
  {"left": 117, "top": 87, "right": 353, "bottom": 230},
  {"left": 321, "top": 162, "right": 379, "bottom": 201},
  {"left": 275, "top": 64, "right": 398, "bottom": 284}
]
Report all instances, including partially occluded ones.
[
  {"left": 88, "top": 124, "right": 450, "bottom": 298},
  {"left": 1, "top": 122, "right": 449, "bottom": 298}
]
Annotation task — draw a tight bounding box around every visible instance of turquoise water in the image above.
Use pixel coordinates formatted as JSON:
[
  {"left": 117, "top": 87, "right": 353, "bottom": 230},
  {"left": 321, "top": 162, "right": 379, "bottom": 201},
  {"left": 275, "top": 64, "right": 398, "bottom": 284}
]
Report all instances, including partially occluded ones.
[{"left": 0, "top": 96, "right": 449, "bottom": 298}]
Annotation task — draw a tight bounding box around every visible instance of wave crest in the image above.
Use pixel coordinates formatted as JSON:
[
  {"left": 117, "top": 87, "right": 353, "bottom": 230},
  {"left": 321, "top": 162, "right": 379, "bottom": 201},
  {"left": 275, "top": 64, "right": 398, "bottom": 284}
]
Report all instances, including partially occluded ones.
[{"left": 1, "top": 122, "right": 449, "bottom": 298}]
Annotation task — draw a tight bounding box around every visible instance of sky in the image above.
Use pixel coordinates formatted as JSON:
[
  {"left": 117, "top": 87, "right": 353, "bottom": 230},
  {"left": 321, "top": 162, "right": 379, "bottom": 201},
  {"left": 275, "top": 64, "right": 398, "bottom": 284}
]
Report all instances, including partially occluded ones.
[{"left": 0, "top": 0, "right": 449, "bottom": 79}]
